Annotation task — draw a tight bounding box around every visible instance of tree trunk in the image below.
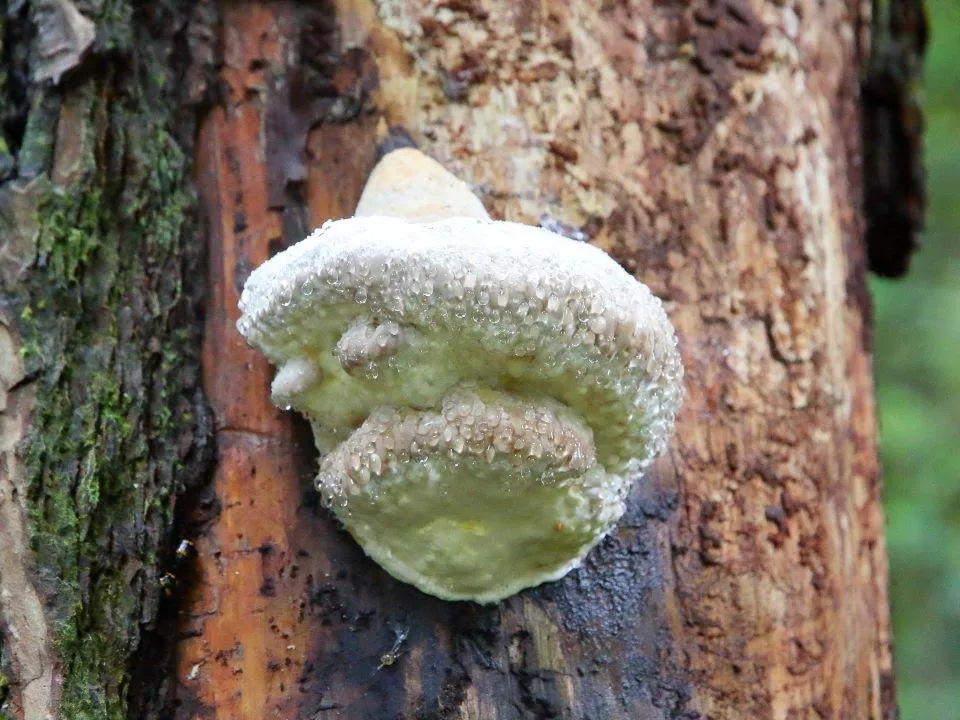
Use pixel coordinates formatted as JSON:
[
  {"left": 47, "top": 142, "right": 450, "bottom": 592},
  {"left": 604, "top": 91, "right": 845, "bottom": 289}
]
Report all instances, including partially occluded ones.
[
  {"left": 0, "top": 2, "right": 213, "bottom": 719},
  {"left": 0, "top": 1, "right": 899, "bottom": 719}
]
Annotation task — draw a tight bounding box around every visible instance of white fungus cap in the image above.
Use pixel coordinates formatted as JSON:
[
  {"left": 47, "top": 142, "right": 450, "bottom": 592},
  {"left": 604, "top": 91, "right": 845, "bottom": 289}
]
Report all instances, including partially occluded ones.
[{"left": 237, "top": 153, "right": 683, "bottom": 603}]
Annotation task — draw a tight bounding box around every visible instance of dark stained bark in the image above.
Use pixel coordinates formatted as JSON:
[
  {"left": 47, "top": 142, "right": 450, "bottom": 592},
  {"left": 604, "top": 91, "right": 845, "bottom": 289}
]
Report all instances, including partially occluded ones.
[
  {"left": 0, "top": 1, "right": 908, "bottom": 719},
  {"left": 862, "top": 0, "right": 928, "bottom": 277}
]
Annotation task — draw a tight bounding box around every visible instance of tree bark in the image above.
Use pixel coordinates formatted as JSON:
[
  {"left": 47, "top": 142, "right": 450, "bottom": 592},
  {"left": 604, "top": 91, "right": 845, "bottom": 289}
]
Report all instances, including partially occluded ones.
[
  {"left": 0, "top": 2, "right": 212, "bottom": 719},
  {"left": 0, "top": 1, "right": 899, "bottom": 719}
]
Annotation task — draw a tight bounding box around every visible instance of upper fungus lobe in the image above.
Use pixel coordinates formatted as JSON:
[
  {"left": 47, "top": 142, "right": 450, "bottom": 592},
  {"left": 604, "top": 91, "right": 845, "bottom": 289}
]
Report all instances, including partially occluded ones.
[{"left": 238, "top": 152, "right": 683, "bottom": 602}]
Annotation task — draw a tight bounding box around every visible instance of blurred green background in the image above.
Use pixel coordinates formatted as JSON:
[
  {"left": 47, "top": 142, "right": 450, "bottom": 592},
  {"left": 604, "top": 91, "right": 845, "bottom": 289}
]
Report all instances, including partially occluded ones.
[{"left": 872, "top": 0, "right": 960, "bottom": 716}]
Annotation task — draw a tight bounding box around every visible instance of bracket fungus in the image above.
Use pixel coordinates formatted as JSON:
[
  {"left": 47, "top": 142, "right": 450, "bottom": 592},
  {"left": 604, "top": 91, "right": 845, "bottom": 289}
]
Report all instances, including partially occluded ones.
[{"left": 238, "top": 148, "right": 683, "bottom": 603}]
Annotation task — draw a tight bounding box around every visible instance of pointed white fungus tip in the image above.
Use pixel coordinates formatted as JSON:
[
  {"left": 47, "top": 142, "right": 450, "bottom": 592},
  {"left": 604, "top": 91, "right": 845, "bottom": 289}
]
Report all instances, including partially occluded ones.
[
  {"left": 271, "top": 357, "right": 320, "bottom": 406},
  {"left": 237, "top": 149, "right": 683, "bottom": 603}
]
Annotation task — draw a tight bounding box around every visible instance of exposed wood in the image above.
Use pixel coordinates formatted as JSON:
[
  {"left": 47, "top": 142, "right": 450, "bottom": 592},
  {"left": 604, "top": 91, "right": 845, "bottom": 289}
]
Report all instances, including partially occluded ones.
[
  {"left": 172, "top": 1, "right": 896, "bottom": 719},
  {"left": 0, "top": 0, "right": 901, "bottom": 718}
]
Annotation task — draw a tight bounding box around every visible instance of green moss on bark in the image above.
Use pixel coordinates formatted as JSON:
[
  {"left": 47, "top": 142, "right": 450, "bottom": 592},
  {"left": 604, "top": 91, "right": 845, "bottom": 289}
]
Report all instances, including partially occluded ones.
[
  {"left": 23, "top": 138, "right": 201, "bottom": 719},
  {"left": 0, "top": 657, "right": 10, "bottom": 720},
  {"left": 1, "top": 1, "right": 212, "bottom": 718}
]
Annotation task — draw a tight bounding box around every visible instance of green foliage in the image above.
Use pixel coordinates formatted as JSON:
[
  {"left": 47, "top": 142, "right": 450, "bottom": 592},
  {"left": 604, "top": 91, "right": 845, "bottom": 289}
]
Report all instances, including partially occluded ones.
[{"left": 872, "top": 0, "right": 960, "bottom": 716}]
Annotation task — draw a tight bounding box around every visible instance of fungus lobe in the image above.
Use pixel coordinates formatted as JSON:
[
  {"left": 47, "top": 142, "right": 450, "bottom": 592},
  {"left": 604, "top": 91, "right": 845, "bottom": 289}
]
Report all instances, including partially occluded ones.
[{"left": 238, "top": 149, "right": 683, "bottom": 603}]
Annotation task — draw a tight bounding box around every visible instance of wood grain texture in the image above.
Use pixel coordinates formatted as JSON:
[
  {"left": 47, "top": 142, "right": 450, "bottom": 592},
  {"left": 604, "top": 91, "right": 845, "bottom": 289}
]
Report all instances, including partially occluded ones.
[{"left": 173, "top": 1, "right": 895, "bottom": 718}]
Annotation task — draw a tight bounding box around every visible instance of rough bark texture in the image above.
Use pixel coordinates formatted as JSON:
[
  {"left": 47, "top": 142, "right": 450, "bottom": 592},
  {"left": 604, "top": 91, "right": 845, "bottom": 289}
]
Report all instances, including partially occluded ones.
[
  {"left": 0, "top": 1, "right": 903, "bottom": 719},
  {"left": 165, "top": 1, "right": 896, "bottom": 719},
  {"left": 0, "top": 2, "right": 210, "bottom": 719}
]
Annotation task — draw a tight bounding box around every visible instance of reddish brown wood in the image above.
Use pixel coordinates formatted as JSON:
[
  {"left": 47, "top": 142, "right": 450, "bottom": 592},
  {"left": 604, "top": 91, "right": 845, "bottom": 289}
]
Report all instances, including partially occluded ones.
[{"left": 173, "top": 2, "right": 896, "bottom": 718}]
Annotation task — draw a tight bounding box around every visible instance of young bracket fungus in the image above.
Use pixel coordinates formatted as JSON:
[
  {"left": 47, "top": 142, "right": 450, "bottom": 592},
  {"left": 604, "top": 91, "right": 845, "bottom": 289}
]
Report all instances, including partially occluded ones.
[{"left": 237, "top": 148, "right": 683, "bottom": 603}]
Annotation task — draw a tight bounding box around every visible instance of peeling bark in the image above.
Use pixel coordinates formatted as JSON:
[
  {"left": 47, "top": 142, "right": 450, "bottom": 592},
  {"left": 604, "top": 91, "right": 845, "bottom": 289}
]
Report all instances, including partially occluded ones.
[
  {"left": 0, "top": 320, "right": 52, "bottom": 720},
  {"left": 30, "top": 0, "right": 95, "bottom": 84}
]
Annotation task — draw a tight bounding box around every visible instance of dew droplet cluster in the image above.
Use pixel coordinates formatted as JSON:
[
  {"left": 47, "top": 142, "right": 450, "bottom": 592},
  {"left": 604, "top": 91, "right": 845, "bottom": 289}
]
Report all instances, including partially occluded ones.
[
  {"left": 334, "top": 315, "right": 411, "bottom": 377},
  {"left": 236, "top": 214, "right": 684, "bottom": 601},
  {"left": 316, "top": 389, "right": 597, "bottom": 507},
  {"left": 238, "top": 216, "right": 683, "bottom": 471}
]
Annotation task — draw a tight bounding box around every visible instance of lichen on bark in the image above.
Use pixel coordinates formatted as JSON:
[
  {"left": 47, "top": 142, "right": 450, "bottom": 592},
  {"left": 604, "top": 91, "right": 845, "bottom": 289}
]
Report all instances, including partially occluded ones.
[{"left": 0, "top": 1, "right": 211, "bottom": 718}]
